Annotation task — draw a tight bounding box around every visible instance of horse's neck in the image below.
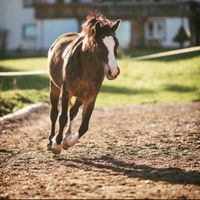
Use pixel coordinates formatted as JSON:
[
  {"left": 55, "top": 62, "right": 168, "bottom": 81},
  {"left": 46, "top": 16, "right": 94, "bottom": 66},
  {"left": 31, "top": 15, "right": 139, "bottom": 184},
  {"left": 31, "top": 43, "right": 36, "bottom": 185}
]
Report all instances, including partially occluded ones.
[
  {"left": 81, "top": 51, "right": 105, "bottom": 84},
  {"left": 63, "top": 36, "right": 105, "bottom": 81}
]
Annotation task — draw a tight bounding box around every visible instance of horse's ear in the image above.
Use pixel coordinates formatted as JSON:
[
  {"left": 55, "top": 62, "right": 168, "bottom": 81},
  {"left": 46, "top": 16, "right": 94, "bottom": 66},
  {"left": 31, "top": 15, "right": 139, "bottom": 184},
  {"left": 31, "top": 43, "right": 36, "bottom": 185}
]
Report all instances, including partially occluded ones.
[
  {"left": 94, "top": 21, "right": 101, "bottom": 36},
  {"left": 111, "top": 19, "right": 121, "bottom": 32}
]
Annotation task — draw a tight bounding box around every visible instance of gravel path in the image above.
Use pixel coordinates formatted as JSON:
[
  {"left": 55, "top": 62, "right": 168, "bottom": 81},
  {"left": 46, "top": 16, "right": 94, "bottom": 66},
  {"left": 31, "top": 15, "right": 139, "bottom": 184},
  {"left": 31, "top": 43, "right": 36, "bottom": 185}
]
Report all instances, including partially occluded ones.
[{"left": 0, "top": 102, "right": 200, "bottom": 199}]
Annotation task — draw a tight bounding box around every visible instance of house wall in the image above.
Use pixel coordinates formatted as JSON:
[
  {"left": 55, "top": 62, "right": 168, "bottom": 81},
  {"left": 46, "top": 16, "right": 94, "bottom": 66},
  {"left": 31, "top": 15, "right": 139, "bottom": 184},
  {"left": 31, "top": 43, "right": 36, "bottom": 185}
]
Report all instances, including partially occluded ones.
[
  {"left": 39, "top": 19, "right": 79, "bottom": 50},
  {"left": 116, "top": 20, "right": 131, "bottom": 49},
  {"left": 0, "top": 0, "right": 79, "bottom": 51},
  {"left": 0, "top": 0, "right": 192, "bottom": 51},
  {"left": 144, "top": 17, "right": 190, "bottom": 48},
  {"left": 0, "top": 0, "right": 36, "bottom": 50},
  {"left": 161, "top": 17, "right": 190, "bottom": 48}
]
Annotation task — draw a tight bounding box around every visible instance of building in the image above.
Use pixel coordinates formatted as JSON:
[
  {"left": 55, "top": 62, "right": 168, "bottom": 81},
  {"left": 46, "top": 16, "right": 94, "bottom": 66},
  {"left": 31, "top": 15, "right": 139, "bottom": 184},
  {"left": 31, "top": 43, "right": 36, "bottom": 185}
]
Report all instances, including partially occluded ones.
[{"left": 0, "top": 0, "right": 199, "bottom": 53}]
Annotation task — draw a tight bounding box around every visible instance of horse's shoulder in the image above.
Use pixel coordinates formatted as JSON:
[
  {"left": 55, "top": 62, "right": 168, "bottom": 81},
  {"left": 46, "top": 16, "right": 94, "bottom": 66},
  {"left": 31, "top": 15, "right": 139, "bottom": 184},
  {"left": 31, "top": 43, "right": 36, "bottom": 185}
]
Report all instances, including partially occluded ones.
[
  {"left": 62, "top": 35, "right": 84, "bottom": 66},
  {"left": 48, "top": 32, "right": 79, "bottom": 54}
]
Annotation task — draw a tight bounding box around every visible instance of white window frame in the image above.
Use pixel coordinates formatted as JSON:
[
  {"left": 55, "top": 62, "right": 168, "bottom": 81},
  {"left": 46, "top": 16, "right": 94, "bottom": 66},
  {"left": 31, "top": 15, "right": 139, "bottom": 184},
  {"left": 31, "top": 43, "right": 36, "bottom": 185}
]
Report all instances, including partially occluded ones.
[
  {"left": 145, "top": 18, "right": 166, "bottom": 40},
  {"left": 22, "top": 24, "right": 37, "bottom": 40}
]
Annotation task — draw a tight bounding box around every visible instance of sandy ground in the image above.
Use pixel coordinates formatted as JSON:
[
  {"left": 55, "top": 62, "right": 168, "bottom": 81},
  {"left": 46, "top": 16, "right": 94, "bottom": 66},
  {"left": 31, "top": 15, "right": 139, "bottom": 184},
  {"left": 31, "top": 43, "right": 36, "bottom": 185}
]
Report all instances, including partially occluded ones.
[{"left": 0, "top": 102, "right": 200, "bottom": 199}]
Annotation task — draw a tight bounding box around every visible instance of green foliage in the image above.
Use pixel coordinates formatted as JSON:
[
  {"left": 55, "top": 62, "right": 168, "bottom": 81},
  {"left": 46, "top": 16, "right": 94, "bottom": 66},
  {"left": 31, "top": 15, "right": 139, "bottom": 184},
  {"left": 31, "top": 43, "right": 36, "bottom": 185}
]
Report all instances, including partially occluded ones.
[
  {"left": 173, "top": 26, "right": 190, "bottom": 48},
  {"left": 0, "top": 90, "right": 48, "bottom": 116},
  {"left": 0, "top": 51, "right": 200, "bottom": 116},
  {"left": 0, "top": 28, "right": 8, "bottom": 59}
]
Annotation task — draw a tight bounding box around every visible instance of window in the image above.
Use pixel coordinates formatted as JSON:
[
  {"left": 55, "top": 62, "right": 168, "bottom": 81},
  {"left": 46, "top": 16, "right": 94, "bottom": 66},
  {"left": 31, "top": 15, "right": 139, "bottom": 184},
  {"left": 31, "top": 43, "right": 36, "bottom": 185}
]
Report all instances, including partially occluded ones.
[
  {"left": 23, "top": 0, "right": 37, "bottom": 7},
  {"left": 148, "top": 22, "right": 154, "bottom": 37},
  {"left": 157, "top": 22, "right": 164, "bottom": 38},
  {"left": 145, "top": 18, "right": 165, "bottom": 40},
  {"left": 56, "top": 0, "right": 64, "bottom": 3},
  {"left": 23, "top": 0, "right": 46, "bottom": 7},
  {"left": 22, "top": 24, "right": 37, "bottom": 39}
]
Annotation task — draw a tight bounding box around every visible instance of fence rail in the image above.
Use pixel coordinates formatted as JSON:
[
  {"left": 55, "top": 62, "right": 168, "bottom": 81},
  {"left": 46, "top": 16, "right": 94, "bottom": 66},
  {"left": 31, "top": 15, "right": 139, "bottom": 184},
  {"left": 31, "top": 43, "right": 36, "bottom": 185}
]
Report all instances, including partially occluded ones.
[
  {"left": 0, "top": 70, "right": 48, "bottom": 77},
  {"left": 133, "top": 46, "right": 200, "bottom": 60},
  {"left": 0, "top": 46, "right": 200, "bottom": 77}
]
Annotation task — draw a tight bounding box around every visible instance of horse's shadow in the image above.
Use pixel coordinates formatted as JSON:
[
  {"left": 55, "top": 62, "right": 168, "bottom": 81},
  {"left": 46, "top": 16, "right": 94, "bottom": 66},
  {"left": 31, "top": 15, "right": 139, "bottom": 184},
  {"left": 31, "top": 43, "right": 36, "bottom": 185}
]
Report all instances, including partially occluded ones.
[{"left": 54, "top": 155, "right": 200, "bottom": 186}]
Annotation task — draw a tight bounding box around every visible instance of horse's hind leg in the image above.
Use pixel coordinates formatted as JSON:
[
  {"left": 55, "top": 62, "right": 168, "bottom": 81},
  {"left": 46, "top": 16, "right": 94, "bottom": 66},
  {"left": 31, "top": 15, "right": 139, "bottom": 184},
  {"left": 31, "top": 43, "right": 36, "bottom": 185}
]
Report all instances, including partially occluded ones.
[
  {"left": 62, "top": 98, "right": 82, "bottom": 150},
  {"left": 51, "top": 81, "right": 69, "bottom": 154},
  {"left": 47, "top": 81, "right": 60, "bottom": 151}
]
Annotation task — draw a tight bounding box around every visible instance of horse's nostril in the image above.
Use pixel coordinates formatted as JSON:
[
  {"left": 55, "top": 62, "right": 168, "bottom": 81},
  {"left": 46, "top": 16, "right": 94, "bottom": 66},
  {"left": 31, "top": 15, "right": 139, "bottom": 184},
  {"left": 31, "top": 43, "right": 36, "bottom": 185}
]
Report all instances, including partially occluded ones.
[
  {"left": 108, "top": 68, "right": 120, "bottom": 79},
  {"left": 108, "top": 70, "right": 112, "bottom": 76}
]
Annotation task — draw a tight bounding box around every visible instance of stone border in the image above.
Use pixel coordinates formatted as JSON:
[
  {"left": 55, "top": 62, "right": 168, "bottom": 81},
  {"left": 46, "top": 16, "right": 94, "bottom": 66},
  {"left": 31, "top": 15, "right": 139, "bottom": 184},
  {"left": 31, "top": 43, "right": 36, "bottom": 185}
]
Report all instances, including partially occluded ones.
[{"left": 0, "top": 103, "right": 49, "bottom": 123}]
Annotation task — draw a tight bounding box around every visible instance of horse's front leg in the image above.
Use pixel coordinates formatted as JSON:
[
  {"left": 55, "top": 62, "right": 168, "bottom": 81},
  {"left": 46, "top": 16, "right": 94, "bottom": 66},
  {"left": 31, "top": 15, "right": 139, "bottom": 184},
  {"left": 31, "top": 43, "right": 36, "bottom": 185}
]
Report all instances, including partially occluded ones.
[
  {"left": 62, "top": 98, "right": 82, "bottom": 150},
  {"left": 51, "top": 82, "right": 69, "bottom": 154},
  {"left": 64, "top": 98, "right": 96, "bottom": 148}
]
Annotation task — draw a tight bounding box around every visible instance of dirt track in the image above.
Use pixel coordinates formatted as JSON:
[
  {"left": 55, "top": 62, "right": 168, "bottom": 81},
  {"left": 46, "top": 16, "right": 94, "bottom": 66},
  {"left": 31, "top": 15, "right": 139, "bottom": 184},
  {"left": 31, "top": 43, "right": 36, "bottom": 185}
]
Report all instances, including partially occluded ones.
[{"left": 0, "top": 102, "right": 200, "bottom": 199}]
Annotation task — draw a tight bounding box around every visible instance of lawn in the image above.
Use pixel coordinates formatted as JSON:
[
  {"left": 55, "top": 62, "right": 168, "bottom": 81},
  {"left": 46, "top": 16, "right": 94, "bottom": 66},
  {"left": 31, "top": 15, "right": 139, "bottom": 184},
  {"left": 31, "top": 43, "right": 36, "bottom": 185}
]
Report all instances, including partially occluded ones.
[{"left": 0, "top": 51, "right": 200, "bottom": 116}]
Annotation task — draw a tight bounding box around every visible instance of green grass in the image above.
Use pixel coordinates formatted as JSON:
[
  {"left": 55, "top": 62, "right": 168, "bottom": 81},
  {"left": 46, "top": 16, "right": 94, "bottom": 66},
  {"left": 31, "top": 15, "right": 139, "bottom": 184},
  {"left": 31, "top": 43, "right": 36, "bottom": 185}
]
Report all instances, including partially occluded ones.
[
  {"left": 98, "top": 55, "right": 200, "bottom": 105},
  {"left": 0, "top": 58, "right": 49, "bottom": 116},
  {"left": 0, "top": 51, "right": 200, "bottom": 116},
  {"left": 0, "top": 57, "right": 47, "bottom": 71}
]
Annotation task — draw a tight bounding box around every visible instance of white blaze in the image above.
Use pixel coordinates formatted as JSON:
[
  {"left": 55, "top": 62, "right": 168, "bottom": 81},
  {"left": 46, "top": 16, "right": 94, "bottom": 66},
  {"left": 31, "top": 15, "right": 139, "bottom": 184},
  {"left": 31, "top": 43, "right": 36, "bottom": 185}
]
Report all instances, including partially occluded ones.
[{"left": 103, "top": 36, "right": 118, "bottom": 77}]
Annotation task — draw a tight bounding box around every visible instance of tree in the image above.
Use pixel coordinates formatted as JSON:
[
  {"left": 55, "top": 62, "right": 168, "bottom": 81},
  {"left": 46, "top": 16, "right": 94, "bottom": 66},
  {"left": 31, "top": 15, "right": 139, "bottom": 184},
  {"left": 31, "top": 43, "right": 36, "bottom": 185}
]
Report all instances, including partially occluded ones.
[
  {"left": 173, "top": 26, "right": 190, "bottom": 48},
  {"left": 0, "top": 28, "right": 8, "bottom": 59}
]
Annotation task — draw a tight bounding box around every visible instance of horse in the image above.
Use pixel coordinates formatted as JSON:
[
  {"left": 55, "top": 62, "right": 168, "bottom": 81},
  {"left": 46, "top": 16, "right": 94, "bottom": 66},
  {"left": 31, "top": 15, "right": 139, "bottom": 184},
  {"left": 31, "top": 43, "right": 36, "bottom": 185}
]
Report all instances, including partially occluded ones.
[{"left": 47, "top": 12, "right": 121, "bottom": 154}]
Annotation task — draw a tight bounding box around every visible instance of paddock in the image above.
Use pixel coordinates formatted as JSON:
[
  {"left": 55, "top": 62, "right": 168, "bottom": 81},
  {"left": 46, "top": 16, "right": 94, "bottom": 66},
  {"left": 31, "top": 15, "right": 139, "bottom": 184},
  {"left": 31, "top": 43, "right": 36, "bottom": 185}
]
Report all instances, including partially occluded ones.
[
  {"left": 0, "top": 47, "right": 200, "bottom": 198},
  {"left": 0, "top": 102, "right": 200, "bottom": 199}
]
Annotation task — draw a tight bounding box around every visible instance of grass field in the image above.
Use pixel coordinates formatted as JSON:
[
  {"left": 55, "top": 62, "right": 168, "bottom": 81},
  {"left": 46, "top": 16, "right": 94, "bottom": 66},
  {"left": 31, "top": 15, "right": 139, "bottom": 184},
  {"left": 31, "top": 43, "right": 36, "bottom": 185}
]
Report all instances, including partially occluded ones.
[{"left": 0, "top": 51, "right": 200, "bottom": 116}]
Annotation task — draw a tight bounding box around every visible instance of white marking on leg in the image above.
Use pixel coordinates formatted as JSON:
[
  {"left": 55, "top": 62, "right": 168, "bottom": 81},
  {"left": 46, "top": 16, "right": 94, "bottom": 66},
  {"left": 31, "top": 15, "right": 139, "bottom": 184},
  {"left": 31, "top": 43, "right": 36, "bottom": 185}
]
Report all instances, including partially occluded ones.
[
  {"left": 103, "top": 36, "right": 118, "bottom": 77},
  {"left": 65, "top": 120, "right": 73, "bottom": 136},
  {"left": 64, "top": 111, "right": 71, "bottom": 136},
  {"left": 51, "top": 135, "right": 62, "bottom": 154},
  {"left": 62, "top": 120, "right": 73, "bottom": 150}
]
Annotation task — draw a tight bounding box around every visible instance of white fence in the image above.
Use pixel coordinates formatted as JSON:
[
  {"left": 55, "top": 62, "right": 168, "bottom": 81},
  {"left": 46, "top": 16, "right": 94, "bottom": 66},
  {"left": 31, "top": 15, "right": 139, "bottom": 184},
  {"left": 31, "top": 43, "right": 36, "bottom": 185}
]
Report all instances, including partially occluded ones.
[{"left": 0, "top": 46, "right": 200, "bottom": 77}]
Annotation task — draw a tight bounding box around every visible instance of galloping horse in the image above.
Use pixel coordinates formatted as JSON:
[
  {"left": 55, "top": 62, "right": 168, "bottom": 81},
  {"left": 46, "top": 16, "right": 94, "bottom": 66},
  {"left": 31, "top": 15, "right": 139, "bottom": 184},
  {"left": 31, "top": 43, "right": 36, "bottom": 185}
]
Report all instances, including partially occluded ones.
[{"left": 47, "top": 12, "right": 121, "bottom": 154}]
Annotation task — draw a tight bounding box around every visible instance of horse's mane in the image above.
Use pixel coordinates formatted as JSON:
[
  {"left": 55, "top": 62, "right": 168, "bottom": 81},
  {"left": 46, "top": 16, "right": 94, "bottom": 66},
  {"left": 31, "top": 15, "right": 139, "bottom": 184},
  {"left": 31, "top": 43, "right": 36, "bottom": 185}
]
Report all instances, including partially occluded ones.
[
  {"left": 82, "top": 11, "right": 113, "bottom": 33},
  {"left": 81, "top": 11, "right": 114, "bottom": 51}
]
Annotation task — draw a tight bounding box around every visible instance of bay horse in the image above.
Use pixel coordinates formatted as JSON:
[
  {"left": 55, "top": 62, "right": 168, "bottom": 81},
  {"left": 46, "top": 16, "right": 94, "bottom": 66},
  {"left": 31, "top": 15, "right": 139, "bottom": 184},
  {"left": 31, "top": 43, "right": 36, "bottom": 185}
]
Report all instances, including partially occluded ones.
[{"left": 47, "top": 12, "right": 121, "bottom": 154}]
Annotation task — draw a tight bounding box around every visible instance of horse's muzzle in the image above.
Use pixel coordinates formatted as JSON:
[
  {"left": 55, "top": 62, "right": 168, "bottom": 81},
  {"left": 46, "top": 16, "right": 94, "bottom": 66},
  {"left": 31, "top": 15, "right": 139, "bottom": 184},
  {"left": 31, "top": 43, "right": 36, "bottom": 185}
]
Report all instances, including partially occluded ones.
[{"left": 107, "top": 67, "right": 120, "bottom": 80}]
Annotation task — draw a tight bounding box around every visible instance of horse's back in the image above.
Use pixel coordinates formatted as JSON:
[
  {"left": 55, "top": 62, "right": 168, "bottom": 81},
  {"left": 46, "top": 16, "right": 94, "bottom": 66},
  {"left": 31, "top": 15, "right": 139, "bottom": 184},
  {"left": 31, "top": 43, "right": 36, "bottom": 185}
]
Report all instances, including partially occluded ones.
[{"left": 48, "top": 32, "right": 79, "bottom": 88}]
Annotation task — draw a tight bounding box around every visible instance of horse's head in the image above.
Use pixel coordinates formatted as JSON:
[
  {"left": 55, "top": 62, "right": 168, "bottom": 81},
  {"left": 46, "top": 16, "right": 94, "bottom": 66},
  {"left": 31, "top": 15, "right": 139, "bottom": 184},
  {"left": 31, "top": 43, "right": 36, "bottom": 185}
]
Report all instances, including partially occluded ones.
[
  {"left": 95, "top": 20, "right": 121, "bottom": 80},
  {"left": 82, "top": 13, "right": 121, "bottom": 80}
]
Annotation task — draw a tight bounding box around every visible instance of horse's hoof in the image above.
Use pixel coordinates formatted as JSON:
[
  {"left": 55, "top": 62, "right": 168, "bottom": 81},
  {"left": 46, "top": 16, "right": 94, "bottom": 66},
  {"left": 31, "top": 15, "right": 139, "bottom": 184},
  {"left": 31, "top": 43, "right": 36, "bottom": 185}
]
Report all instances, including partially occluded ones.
[
  {"left": 63, "top": 145, "right": 70, "bottom": 150},
  {"left": 51, "top": 135, "right": 62, "bottom": 154},
  {"left": 51, "top": 144, "right": 62, "bottom": 154},
  {"left": 66, "top": 132, "right": 79, "bottom": 147},
  {"left": 62, "top": 136, "right": 70, "bottom": 150},
  {"left": 62, "top": 132, "right": 80, "bottom": 150},
  {"left": 47, "top": 143, "right": 52, "bottom": 151}
]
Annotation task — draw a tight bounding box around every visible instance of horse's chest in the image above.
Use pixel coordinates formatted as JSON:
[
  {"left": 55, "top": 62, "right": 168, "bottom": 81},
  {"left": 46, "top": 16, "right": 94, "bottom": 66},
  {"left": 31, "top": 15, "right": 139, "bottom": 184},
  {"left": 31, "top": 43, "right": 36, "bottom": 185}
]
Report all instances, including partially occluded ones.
[
  {"left": 67, "top": 63, "right": 104, "bottom": 98},
  {"left": 68, "top": 78, "right": 102, "bottom": 99}
]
